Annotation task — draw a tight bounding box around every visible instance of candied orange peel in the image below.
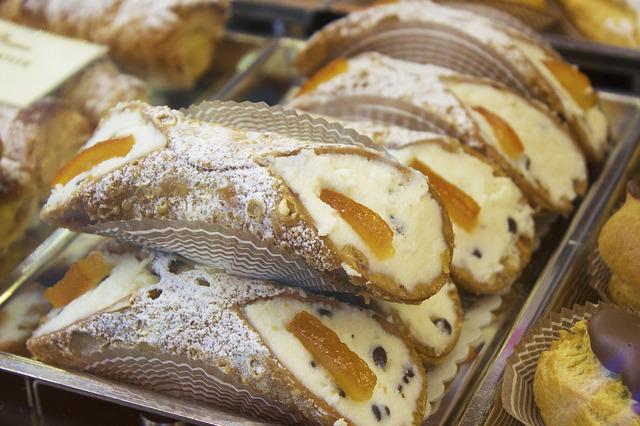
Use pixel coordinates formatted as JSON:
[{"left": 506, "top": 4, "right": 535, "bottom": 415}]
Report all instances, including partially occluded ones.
[
  {"left": 45, "top": 252, "right": 113, "bottom": 308},
  {"left": 51, "top": 135, "right": 135, "bottom": 187},
  {"left": 320, "top": 188, "right": 395, "bottom": 259},
  {"left": 297, "top": 58, "right": 349, "bottom": 97},
  {"left": 287, "top": 310, "right": 377, "bottom": 401},
  {"left": 411, "top": 160, "right": 480, "bottom": 232},
  {"left": 543, "top": 60, "right": 598, "bottom": 110},
  {"left": 473, "top": 106, "right": 524, "bottom": 159}
]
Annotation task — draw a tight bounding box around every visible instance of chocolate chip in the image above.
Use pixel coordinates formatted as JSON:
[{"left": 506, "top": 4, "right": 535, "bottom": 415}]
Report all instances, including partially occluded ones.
[
  {"left": 195, "top": 277, "right": 210, "bottom": 287},
  {"left": 318, "top": 308, "right": 332, "bottom": 317},
  {"left": 310, "top": 361, "right": 316, "bottom": 368},
  {"left": 397, "top": 385, "right": 403, "bottom": 393},
  {"left": 433, "top": 318, "right": 452, "bottom": 335},
  {"left": 508, "top": 217, "right": 518, "bottom": 234},
  {"left": 372, "top": 346, "right": 387, "bottom": 368},
  {"left": 339, "top": 389, "right": 346, "bottom": 398},
  {"left": 385, "top": 406, "right": 390, "bottom": 416},
  {"left": 406, "top": 368, "right": 415, "bottom": 378},
  {"left": 148, "top": 289, "right": 162, "bottom": 299},
  {"left": 472, "top": 249, "right": 482, "bottom": 259},
  {"left": 168, "top": 258, "right": 191, "bottom": 274},
  {"left": 524, "top": 156, "right": 531, "bottom": 170},
  {"left": 372, "top": 405, "right": 382, "bottom": 421}
]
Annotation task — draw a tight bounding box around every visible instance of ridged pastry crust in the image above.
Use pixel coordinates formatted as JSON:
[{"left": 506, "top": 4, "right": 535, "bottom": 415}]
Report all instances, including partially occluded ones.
[
  {"left": 294, "top": 1, "right": 608, "bottom": 161},
  {"left": 42, "top": 102, "right": 453, "bottom": 302},
  {"left": 3, "top": 0, "right": 229, "bottom": 89},
  {"left": 290, "top": 53, "right": 587, "bottom": 214},
  {"left": 0, "top": 98, "right": 92, "bottom": 195},
  {"left": 533, "top": 321, "right": 640, "bottom": 425},
  {"left": 28, "top": 249, "right": 428, "bottom": 425}
]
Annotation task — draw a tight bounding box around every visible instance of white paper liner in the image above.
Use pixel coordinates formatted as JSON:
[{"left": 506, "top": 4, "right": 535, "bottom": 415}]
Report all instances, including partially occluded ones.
[
  {"left": 85, "top": 219, "right": 359, "bottom": 294},
  {"left": 500, "top": 302, "right": 620, "bottom": 426},
  {"left": 83, "top": 347, "right": 304, "bottom": 425},
  {"left": 440, "top": 1, "right": 557, "bottom": 30},
  {"left": 338, "top": 21, "right": 531, "bottom": 95},
  {"left": 424, "top": 292, "right": 503, "bottom": 418}
]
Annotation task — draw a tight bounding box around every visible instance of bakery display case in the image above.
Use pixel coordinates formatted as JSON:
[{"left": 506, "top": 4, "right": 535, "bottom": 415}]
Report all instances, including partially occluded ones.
[{"left": 0, "top": 1, "right": 639, "bottom": 425}]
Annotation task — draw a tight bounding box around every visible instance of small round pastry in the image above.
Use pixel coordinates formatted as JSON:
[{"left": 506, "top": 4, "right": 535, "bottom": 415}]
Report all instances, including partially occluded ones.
[
  {"left": 598, "top": 179, "right": 640, "bottom": 310},
  {"left": 533, "top": 309, "right": 640, "bottom": 426}
]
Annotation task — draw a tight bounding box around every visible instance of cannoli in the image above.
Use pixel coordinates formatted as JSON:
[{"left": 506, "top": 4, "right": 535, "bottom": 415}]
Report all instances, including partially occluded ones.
[
  {"left": 558, "top": 0, "right": 640, "bottom": 49},
  {"left": 2, "top": 0, "right": 229, "bottom": 89},
  {"left": 0, "top": 97, "right": 92, "bottom": 196},
  {"left": 0, "top": 158, "right": 37, "bottom": 253},
  {"left": 439, "top": 0, "right": 554, "bottom": 30},
  {"left": 290, "top": 53, "right": 587, "bottom": 214},
  {"left": 330, "top": 120, "right": 536, "bottom": 294},
  {"left": 375, "top": 280, "right": 463, "bottom": 363},
  {"left": 58, "top": 59, "right": 150, "bottom": 126},
  {"left": 294, "top": 1, "right": 608, "bottom": 161},
  {"left": 40, "top": 101, "right": 453, "bottom": 302},
  {"left": 28, "top": 246, "right": 428, "bottom": 425},
  {"left": 0, "top": 284, "right": 50, "bottom": 355}
]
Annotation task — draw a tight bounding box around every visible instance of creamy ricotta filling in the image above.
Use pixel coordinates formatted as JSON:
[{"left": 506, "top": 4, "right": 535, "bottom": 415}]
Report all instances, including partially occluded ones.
[
  {"left": 269, "top": 149, "right": 448, "bottom": 293},
  {"left": 244, "top": 298, "right": 423, "bottom": 426},
  {"left": 391, "top": 142, "right": 534, "bottom": 283},
  {"left": 34, "top": 252, "right": 158, "bottom": 337},
  {"left": 0, "top": 287, "right": 48, "bottom": 346},
  {"left": 512, "top": 40, "right": 608, "bottom": 155},
  {"left": 447, "top": 82, "right": 587, "bottom": 206},
  {"left": 47, "top": 108, "right": 167, "bottom": 209},
  {"left": 375, "top": 281, "right": 459, "bottom": 356}
]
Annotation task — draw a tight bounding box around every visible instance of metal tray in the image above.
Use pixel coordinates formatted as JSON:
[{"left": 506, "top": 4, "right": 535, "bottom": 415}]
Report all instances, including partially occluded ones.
[{"left": 1, "top": 37, "right": 639, "bottom": 426}]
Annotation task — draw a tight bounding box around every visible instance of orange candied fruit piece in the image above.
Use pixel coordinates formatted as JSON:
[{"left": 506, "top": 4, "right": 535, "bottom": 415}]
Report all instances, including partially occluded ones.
[
  {"left": 411, "top": 159, "right": 480, "bottom": 233},
  {"left": 543, "top": 60, "right": 598, "bottom": 110},
  {"left": 296, "top": 58, "right": 349, "bottom": 97},
  {"left": 473, "top": 106, "right": 524, "bottom": 159},
  {"left": 287, "top": 311, "right": 377, "bottom": 401},
  {"left": 320, "top": 188, "right": 395, "bottom": 259},
  {"left": 44, "top": 252, "right": 113, "bottom": 308},
  {"left": 51, "top": 135, "right": 135, "bottom": 187}
]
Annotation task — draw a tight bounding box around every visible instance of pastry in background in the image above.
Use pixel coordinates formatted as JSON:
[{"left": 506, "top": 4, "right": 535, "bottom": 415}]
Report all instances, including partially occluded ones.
[
  {"left": 559, "top": 0, "right": 640, "bottom": 49},
  {"left": 2, "top": 0, "right": 230, "bottom": 89},
  {"left": 0, "top": 284, "right": 50, "bottom": 355},
  {"left": 533, "top": 310, "right": 640, "bottom": 425},
  {"left": 29, "top": 246, "right": 429, "bottom": 425},
  {"left": 0, "top": 98, "right": 92, "bottom": 196},
  {"left": 598, "top": 179, "right": 640, "bottom": 310},
  {"left": 291, "top": 53, "right": 588, "bottom": 214},
  {"left": 40, "top": 101, "right": 454, "bottom": 303},
  {"left": 58, "top": 59, "right": 150, "bottom": 126},
  {"left": 294, "top": 1, "right": 609, "bottom": 162},
  {"left": 375, "top": 280, "right": 463, "bottom": 363},
  {"left": 0, "top": 158, "right": 37, "bottom": 253}
]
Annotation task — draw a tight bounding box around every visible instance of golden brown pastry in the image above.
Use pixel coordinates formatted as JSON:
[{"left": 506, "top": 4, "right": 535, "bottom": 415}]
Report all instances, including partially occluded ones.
[
  {"left": 598, "top": 179, "right": 640, "bottom": 310},
  {"left": 0, "top": 157, "right": 37, "bottom": 253},
  {"left": 533, "top": 311, "right": 640, "bottom": 425},
  {"left": 2, "top": 0, "right": 230, "bottom": 89},
  {"left": 559, "top": 0, "right": 640, "bottom": 49},
  {"left": 0, "top": 98, "right": 92, "bottom": 196},
  {"left": 58, "top": 59, "right": 150, "bottom": 126}
]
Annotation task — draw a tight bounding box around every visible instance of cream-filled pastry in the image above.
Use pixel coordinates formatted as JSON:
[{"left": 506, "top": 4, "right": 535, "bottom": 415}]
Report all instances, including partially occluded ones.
[
  {"left": 41, "top": 101, "right": 453, "bottom": 302},
  {"left": 0, "top": 158, "right": 37, "bottom": 252},
  {"left": 290, "top": 53, "right": 587, "bottom": 213},
  {"left": 294, "top": 1, "right": 608, "bottom": 161},
  {"left": 330, "top": 120, "right": 535, "bottom": 293},
  {"left": 374, "top": 280, "right": 462, "bottom": 363},
  {"left": 28, "top": 247, "right": 428, "bottom": 425},
  {"left": 0, "top": 284, "right": 50, "bottom": 355}
]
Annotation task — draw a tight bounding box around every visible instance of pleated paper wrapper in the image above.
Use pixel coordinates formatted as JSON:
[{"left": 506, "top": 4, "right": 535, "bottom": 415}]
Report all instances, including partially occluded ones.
[
  {"left": 333, "top": 19, "right": 532, "bottom": 96},
  {"left": 83, "top": 100, "right": 394, "bottom": 296},
  {"left": 440, "top": 1, "right": 557, "bottom": 31},
  {"left": 500, "top": 302, "right": 614, "bottom": 426}
]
